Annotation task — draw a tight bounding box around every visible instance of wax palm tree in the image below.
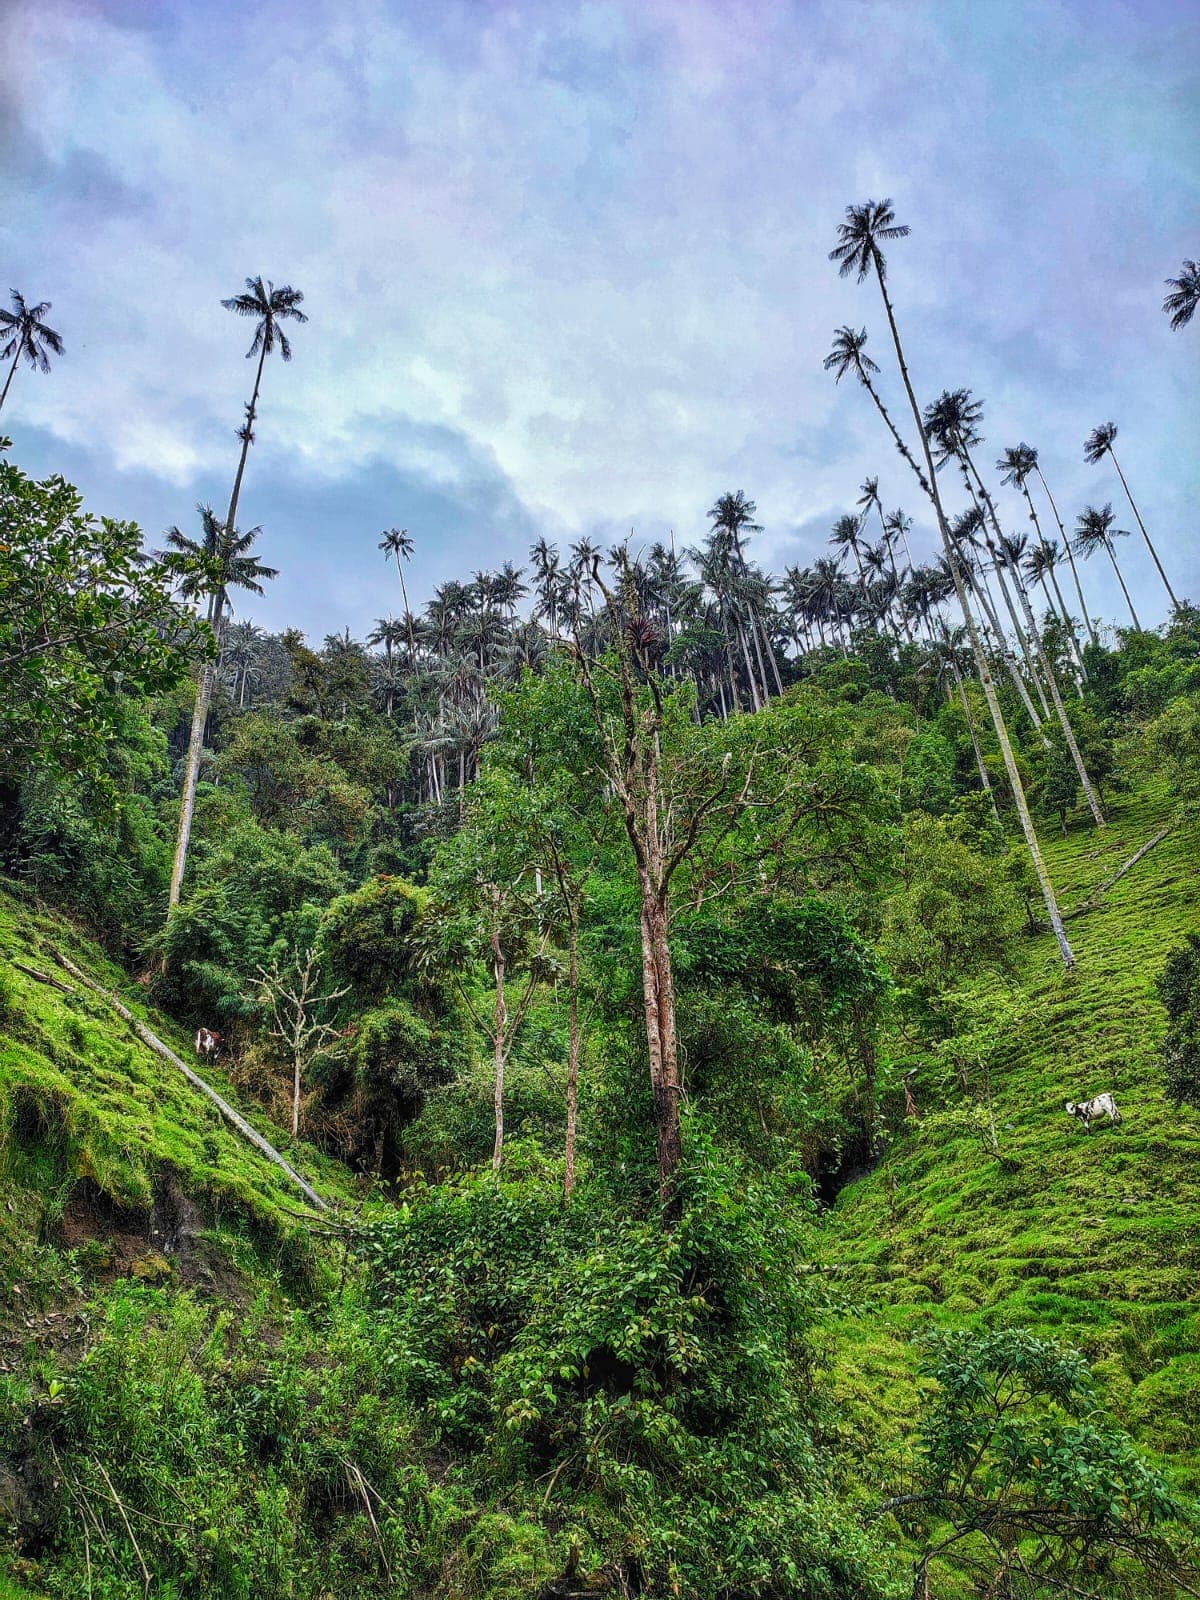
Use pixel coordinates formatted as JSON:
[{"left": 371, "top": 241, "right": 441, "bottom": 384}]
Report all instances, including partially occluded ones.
[
  {"left": 168, "top": 277, "right": 306, "bottom": 911},
  {"left": 998, "top": 442, "right": 1086, "bottom": 672},
  {"left": 0, "top": 291, "right": 64, "bottom": 413},
  {"left": 218, "top": 277, "right": 306, "bottom": 552},
  {"left": 164, "top": 510, "right": 277, "bottom": 609},
  {"left": 830, "top": 199, "right": 1075, "bottom": 962},
  {"left": 492, "top": 561, "right": 528, "bottom": 619},
  {"left": 1074, "top": 505, "right": 1141, "bottom": 630},
  {"left": 824, "top": 326, "right": 934, "bottom": 499},
  {"left": 1084, "top": 422, "right": 1177, "bottom": 610},
  {"left": 379, "top": 528, "right": 418, "bottom": 656},
  {"left": 1021, "top": 447, "right": 1100, "bottom": 650},
  {"left": 927, "top": 389, "right": 1104, "bottom": 825},
  {"left": 829, "top": 512, "right": 866, "bottom": 579},
  {"left": 709, "top": 491, "right": 781, "bottom": 698},
  {"left": 220, "top": 620, "right": 266, "bottom": 708},
  {"left": 1163, "top": 259, "right": 1199, "bottom": 331},
  {"left": 690, "top": 531, "right": 752, "bottom": 707},
  {"left": 1022, "top": 541, "right": 1064, "bottom": 625},
  {"left": 530, "top": 538, "right": 563, "bottom": 633},
  {"left": 163, "top": 509, "right": 276, "bottom": 859}
]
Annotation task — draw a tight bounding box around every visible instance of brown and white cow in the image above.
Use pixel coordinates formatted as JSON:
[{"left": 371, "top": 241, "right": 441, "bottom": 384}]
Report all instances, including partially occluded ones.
[{"left": 194, "top": 1028, "right": 222, "bottom": 1062}]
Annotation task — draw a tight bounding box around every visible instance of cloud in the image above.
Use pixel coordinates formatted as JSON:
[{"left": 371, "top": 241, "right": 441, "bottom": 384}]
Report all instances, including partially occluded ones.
[{"left": 1, "top": 0, "right": 1196, "bottom": 637}]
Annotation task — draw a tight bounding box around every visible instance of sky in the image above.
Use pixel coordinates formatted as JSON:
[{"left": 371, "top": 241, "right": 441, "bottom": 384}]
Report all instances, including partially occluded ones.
[{"left": 2, "top": 0, "right": 1197, "bottom": 640}]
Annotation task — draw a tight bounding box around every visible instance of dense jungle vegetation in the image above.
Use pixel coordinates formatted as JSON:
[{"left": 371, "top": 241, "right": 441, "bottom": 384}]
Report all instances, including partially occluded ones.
[{"left": 1, "top": 205, "right": 1199, "bottom": 1598}]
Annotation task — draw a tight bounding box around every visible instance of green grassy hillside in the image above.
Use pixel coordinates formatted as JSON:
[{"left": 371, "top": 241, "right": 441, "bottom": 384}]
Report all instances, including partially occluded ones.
[
  {"left": 0, "top": 881, "right": 359, "bottom": 1320},
  {"left": 823, "top": 789, "right": 1200, "bottom": 1489},
  {"left": 1, "top": 789, "right": 1197, "bottom": 1597}
]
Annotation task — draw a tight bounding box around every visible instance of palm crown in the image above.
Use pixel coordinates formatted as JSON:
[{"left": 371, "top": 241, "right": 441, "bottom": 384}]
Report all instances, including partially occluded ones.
[
  {"left": 829, "top": 199, "right": 909, "bottom": 282},
  {"left": 379, "top": 527, "right": 414, "bottom": 564},
  {"left": 923, "top": 388, "right": 984, "bottom": 467},
  {"left": 823, "top": 326, "right": 879, "bottom": 384},
  {"left": 1083, "top": 422, "right": 1118, "bottom": 465},
  {"left": 829, "top": 513, "right": 861, "bottom": 555},
  {"left": 1072, "top": 503, "right": 1126, "bottom": 557},
  {"left": 221, "top": 276, "right": 307, "bottom": 361},
  {"left": 997, "top": 443, "right": 1038, "bottom": 488},
  {"left": 0, "top": 290, "right": 64, "bottom": 372},
  {"left": 164, "top": 506, "right": 278, "bottom": 602},
  {"left": 1163, "top": 259, "right": 1199, "bottom": 331}
]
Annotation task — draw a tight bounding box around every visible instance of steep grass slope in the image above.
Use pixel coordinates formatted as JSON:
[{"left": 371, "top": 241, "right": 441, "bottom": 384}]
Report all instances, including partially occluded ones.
[
  {"left": 823, "top": 789, "right": 1200, "bottom": 1489},
  {"left": 0, "top": 880, "right": 357, "bottom": 1318}
]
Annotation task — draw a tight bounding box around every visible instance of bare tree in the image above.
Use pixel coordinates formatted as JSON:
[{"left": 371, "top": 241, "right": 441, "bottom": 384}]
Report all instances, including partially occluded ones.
[{"left": 253, "top": 949, "right": 348, "bottom": 1139}]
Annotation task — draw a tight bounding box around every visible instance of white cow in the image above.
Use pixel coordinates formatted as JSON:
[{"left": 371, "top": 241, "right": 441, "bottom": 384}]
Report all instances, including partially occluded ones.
[{"left": 1064, "top": 1091, "right": 1122, "bottom": 1133}]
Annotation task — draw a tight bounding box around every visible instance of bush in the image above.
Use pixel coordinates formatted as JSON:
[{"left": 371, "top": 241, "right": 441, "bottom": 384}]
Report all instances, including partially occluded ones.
[
  {"left": 357, "top": 1129, "right": 891, "bottom": 1597},
  {"left": 899, "top": 1327, "right": 1196, "bottom": 1598},
  {"left": 153, "top": 820, "right": 344, "bottom": 1023},
  {"left": 881, "top": 814, "right": 1020, "bottom": 999},
  {"left": 319, "top": 875, "right": 428, "bottom": 1003},
  {"left": 1158, "top": 933, "right": 1200, "bottom": 1108}
]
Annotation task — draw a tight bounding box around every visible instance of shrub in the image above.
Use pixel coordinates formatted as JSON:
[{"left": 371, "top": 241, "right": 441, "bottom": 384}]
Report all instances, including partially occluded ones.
[
  {"left": 1158, "top": 933, "right": 1200, "bottom": 1108},
  {"left": 897, "top": 1327, "right": 1196, "bottom": 1598},
  {"left": 357, "top": 1128, "right": 891, "bottom": 1597},
  {"left": 319, "top": 876, "right": 428, "bottom": 1003}
]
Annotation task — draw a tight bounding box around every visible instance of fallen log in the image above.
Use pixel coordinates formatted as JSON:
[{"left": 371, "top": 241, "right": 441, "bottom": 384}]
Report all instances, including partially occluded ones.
[
  {"left": 46, "top": 944, "right": 329, "bottom": 1213},
  {"left": 1065, "top": 825, "right": 1175, "bottom": 920},
  {"left": 6, "top": 957, "right": 75, "bottom": 994}
]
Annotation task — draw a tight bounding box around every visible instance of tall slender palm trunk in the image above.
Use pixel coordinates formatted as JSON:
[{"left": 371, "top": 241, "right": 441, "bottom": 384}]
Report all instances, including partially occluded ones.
[
  {"left": 0, "top": 348, "right": 20, "bottom": 413},
  {"left": 869, "top": 257, "right": 1075, "bottom": 966},
  {"left": 963, "top": 561, "right": 1045, "bottom": 732},
  {"left": 1106, "top": 544, "right": 1142, "bottom": 630},
  {"left": 1020, "top": 483, "right": 1085, "bottom": 676},
  {"left": 1109, "top": 449, "right": 1178, "bottom": 611},
  {"left": 563, "top": 904, "right": 581, "bottom": 1202},
  {"left": 169, "top": 344, "right": 269, "bottom": 910},
  {"left": 491, "top": 922, "right": 508, "bottom": 1171},
  {"left": 1035, "top": 467, "right": 1098, "bottom": 648},
  {"left": 965, "top": 459, "right": 1104, "bottom": 828},
  {"left": 940, "top": 620, "right": 994, "bottom": 806}
]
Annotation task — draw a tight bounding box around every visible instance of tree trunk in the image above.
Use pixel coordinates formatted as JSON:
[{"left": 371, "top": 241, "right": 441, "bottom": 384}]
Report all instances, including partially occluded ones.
[
  {"left": 491, "top": 927, "right": 507, "bottom": 1172},
  {"left": 292, "top": 1050, "right": 302, "bottom": 1139},
  {"left": 967, "top": 458, "right": 1104, "bottom": 829},
  {"left": 564, "top": 909, "right": 580, "bottom": 1202},
  {"left": 966, "top": 566, "right": 1044, "bottom": 731},
  {"left": 870, "top": 253, "right": 1075, "bottom": 967},
  {"left": 1107, "top": 543, "right": 1142, "bottom": 630},
  {"left": 1035, "top": 466, "right": 1098, "bottom": 648},
  {"left": 0, "top": 348, "right": 20, "bottom": 413},
  {"left": 736, "top": 618, "right": 763, "bottom": 712},
  {"left": 942, "top": 622, "right": 993, "bottom": 802},
  {"left": 1110, "top": 448, "right": 1178, "bottom": 610},
  {"left": 639, "top": 887, "right": 682, "bottom": 1217},
  {"left": 1021, "top": 483, "right": 1085, "bottom": 676},
  {"left": 167, "top": 344, "right": 268, "bottom": 911},
  {"left": 168, "top": 588, "right": 227, "bottom": 908}
]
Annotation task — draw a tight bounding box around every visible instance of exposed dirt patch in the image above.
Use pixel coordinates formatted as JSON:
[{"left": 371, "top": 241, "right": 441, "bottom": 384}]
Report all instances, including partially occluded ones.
[{"left": 57, "top": 1173, "right": 248, "bottom": 1303}]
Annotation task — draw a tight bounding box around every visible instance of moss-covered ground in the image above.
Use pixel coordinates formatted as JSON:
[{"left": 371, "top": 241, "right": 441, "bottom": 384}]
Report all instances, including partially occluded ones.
[
  {"left": 0, "top": 878, "right": 362, "bottom": 1327},
  {"left": 822, "top": 788, "right": 1200, "bottom": 1492}
]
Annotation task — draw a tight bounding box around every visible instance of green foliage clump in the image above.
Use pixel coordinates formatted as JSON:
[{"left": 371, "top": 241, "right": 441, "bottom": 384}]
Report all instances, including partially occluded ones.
[
  {"left": 358, "top": 1132, "right": 890, "bottom": 1596},
  {"left": 153, "top": 820, "right": 345, "bottom": 1023},
  {"left": 0, "top": 454, "right": 208, "bottom": 786},
  {"left": 318, "top": 875, "right": 427, "bottom": 1004},
  {"left": 900, "top": 725, "right": 958, "bottom": 816},
  {"left": 31, "top": 1281, "right": 445, "bottom": 1599},
  {"left": 1158, "top": 933, "right": 1200, "bottom": 1108},
  {"left": 900, "top": 1327, "right": 1196, "bottom": 1597},
  {"left": 881, "top": 813, "right": 1019, "bottom": 1000}
]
